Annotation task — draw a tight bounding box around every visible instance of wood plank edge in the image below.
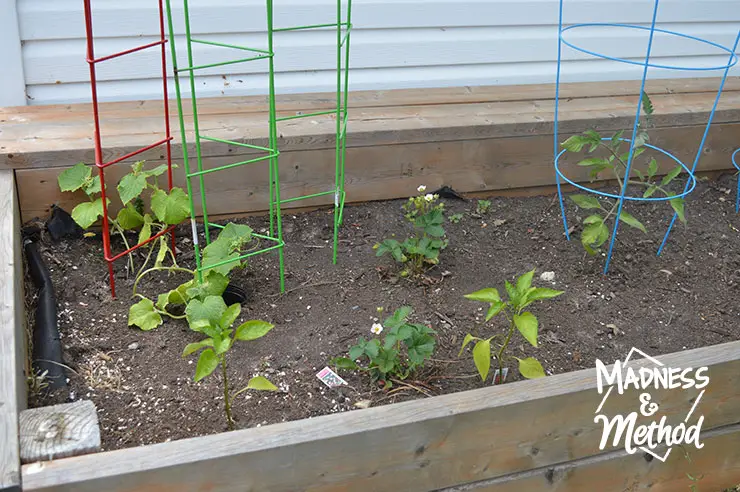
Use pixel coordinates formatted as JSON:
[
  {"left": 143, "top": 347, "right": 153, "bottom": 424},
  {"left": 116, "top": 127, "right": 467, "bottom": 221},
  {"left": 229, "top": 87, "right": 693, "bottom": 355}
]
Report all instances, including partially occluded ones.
[{"left": 20, "top": 340, "right": 740, "bottom": 490}]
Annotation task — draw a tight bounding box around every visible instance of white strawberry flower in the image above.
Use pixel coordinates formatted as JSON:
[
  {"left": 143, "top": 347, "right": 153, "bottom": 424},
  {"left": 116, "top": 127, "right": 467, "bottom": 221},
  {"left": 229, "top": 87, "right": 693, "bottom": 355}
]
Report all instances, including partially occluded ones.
[
  {"left": 424, "top": 194, "right": 434, "bottom": 202},
  {"left": 417, "top": 185, "right": 427, "bottom": 193},
  {"left": 371, "top": 323, "right": 383, "bottom": 335}
]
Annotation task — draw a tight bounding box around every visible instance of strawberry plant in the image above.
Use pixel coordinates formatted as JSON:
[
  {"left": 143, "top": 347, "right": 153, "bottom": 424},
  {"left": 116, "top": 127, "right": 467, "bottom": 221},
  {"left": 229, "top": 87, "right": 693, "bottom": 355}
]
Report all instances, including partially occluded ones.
[
  {"left": 460, "top": 270, "right": 563, "bottom": 384},
  {"left": 331, "top": 306, "right": 436, "bottom": 388},
  {"left": 374, "top": 185, "right": 448, "bottom": 276},
  {"left": 561, "top": 93, "right": 686, "bottom": 255}
]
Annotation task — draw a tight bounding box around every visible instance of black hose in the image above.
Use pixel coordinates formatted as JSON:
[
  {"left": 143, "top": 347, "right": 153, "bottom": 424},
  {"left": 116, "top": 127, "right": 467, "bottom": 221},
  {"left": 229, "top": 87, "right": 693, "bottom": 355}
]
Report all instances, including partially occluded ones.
[{"left": 24, "top": 238, "right": 66, "bottom": 390}]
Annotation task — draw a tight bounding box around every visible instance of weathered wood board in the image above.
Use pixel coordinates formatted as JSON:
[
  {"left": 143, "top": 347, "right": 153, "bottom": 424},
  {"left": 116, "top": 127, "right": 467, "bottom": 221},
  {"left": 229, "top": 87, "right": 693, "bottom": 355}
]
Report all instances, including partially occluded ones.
[
  {"left": 3, "top": 78, "right": 739, "bottom": 223},
  {"left": 0, "top": 170, "right": 25, "bottom": 492},
  {"left": 19, "top": 341, "right": 740, "bottom": 492}
]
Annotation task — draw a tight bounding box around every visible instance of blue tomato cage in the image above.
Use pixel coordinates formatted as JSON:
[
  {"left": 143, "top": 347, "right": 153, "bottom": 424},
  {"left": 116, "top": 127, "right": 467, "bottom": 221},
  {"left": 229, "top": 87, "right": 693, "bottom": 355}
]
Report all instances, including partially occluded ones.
[
  {"left": 733, "top": 148, "right": 740, "bottom": 213},
  {"left": 553, "top": 0, "right": 740, "bottom": 274}
]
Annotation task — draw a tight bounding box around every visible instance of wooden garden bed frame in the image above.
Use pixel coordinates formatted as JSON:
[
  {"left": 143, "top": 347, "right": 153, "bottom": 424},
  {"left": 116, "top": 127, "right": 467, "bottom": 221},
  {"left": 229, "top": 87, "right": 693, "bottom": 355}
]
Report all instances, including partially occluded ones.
[
  {"left": 2, "top": 77, "right": 740, "bottom": 222},
  {"left": 2, "top": 78, "right": 740, "bottom": 491}
]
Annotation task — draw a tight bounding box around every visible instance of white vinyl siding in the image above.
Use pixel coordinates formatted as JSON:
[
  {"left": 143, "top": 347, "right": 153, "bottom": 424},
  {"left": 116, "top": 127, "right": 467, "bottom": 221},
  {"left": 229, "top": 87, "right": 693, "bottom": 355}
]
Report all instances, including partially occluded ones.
[{"left": 12, "top": 0, "right": 740, "bottom": 105}]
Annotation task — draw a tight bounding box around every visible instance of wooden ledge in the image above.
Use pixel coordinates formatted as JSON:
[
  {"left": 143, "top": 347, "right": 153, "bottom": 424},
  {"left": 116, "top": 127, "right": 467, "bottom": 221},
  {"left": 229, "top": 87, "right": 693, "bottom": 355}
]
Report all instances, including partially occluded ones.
[{"left": 4, "top": 78, "right": 739, "bottom": 222}]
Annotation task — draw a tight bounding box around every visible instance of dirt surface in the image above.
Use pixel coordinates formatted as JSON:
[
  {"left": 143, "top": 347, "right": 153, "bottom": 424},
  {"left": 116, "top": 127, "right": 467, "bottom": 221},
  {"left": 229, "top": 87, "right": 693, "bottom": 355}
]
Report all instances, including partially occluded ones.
[{"left": 28, "top": 174, "right": 740, "bottom": 451}]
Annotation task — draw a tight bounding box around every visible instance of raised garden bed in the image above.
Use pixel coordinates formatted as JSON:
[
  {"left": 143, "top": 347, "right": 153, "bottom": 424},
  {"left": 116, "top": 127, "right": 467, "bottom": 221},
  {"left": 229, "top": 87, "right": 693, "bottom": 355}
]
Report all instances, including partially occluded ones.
[{"left": 3, "top": 80, "right": 740, "bottom": 491}]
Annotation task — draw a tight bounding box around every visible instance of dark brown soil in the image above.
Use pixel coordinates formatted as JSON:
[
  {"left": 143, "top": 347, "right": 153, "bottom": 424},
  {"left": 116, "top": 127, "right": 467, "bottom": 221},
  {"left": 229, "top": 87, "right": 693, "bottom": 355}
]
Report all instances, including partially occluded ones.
[{"left": 28, "top": 174, "right": 740, "bottom": 451}]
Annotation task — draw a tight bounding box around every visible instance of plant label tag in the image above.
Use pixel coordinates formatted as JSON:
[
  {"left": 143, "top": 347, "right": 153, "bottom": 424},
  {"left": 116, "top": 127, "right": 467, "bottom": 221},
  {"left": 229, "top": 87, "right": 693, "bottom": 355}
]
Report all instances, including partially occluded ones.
[
  {"left": 492, "top": 367, "right": 509, "bottom": 385},
  {"left": 316, "top": 367, "right": 347, "bottom": 388}
]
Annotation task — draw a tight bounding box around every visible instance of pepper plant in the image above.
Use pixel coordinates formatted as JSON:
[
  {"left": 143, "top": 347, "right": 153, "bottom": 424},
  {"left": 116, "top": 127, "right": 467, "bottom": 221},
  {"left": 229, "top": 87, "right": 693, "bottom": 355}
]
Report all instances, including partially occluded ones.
[
  {"left": 561, "top": 93, "right": 686, "bottom": 255},
  {"left": 460, "top": 270, "right": 563, "bottom": 383},
  {"left": 183, "top": 295, "right": 277, "bottom": 430},
  {"left": 374, "top": 185, "right": 448, "bottom": 276},
  {"left": 332, "top": 306, "right": 436, "bottom": 388}
]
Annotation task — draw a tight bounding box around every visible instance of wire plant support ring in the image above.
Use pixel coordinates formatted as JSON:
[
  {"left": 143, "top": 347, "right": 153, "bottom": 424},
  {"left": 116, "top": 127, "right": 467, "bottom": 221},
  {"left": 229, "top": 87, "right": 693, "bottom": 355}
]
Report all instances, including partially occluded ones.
[
  {"left": 165, "top": 0, "right": 353, "bottom": 293},
  {"left": 83, "top": 0, "right": 176, "bottom": 298},
  {"left": 553, "top": 0, "right": 740, "bottom": 274}
]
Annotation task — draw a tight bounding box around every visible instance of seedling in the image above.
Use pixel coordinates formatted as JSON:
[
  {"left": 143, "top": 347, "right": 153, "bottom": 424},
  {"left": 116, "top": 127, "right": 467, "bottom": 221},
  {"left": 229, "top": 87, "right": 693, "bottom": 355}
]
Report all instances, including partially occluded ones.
[
  {"left": 374, "top": 185, "right": 448, "bottom": 276},
  {"left": 476, "top": 200, "right": 492, "bottom": 215},
  {"left": 448, "top": 213, "right": 464, "bottom": 224},
  {"left": 460, "top": 270, "right": 563, "bottom": 383},
  {"left": 57, "top": 161, "right": 189, "bottom": 270},
  {"left": 183, "top": 295, "right": 277, "bottom": 430},
  {"left": 332, "top": 306, "right": 436, "bottom": 388}
]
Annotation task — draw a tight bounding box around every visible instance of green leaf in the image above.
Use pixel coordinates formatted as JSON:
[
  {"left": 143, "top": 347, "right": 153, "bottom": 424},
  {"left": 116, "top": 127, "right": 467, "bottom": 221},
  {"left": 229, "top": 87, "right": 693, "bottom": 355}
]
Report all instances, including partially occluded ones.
[
  {"left": 156, "top": 292, "right": 170, "bottom": 311},
  {"left": 185, "top": 271, "right": 229, "bottom": 301},
  {"left": 513, "top": 312, "right": 538, "bottom": 348},
  {"left": 220, "top": 303, "right": 241, "bottom": 330},
  {"left": 185, "top": 296, "right": 228, "bottom": 335},
  {"left": 217, "top": 223, "right": 253, "bottom": 245},
  {"left": 194, "top": 349, "right": 220, "bottom": 382},
  {"left": 374, "top": 348, "right": 398, "bottom": 374},
  {"left": 582, "top": 221, "right": 609, "bottom": 249},
  {"left": 618, "top": 211, "right": 647, "bottom": 233},
  {"left": 660, "top": 166, "right": 682, "bottom": 187},
  {"left": 116, "top": 204, "right": 145, "bottom": 230},
  {"left": 647, "top": 158, "right": 658, "bottom": 179},
  {"left": 407, "top": 333, "right": 436, "bottom": 366},
  {"left": 458, "top": 334, "right": 478, "bottom": 357},
  {"left": 643, "top": 185, "right": 659, "bottom": 198},
  {"left": 577, "top": 157, "right": 608, "bottom": 167},
  {"left": 517, "top": 357, "right": 546, "bottom": 379},
  {"left": 138, "top": 214, "right": 153, "bottom": 244},
  {"left": 486, "top": 301, "right": 505, "bottom": 321},
  {"left": 561, "top": 135, "right": 590, "bottom": 153},
  {"left": 524, "top": 288, "right": 564, "bottom": 304},
  {"left": 213, "top": 334, "right": 232, "bottom": 355},
  {"left": 633, "top": 131, "right": 649, "bottom": 148},
  {"left": 331, "top": 357, "right": 359, "bottom": 370},
  {"left": 472, "top": 339, "right": 491, "bottom": 381},
  {"left": 58, "top": 163, "right": 92, "bottom": 192},
  {"left": 151, "top": 188, "right": 190, "bottom": 225},
  {"left": 516, "top": 270, "right": 535, "bottom": 295},
  {"left": 641, "top": 91, "right": 654, "bottom": 116},
  {"left": 364, "top": 339, "right": 380, "bottom": 358},
  {"left": 569, "top": 195, "right": 602, "bottom": 210},
  {"left": 464, "top": 288, "right": 501, "bottom": 304},
  {"left": 72, "top": 198, "right": 105, "bottom": 229},
  {"left": 247, "top": 376, "right": 278, "bottom": 391},
  {"left": 384, "top": 306, "right": 413, "bottom": 330},
  {"left": 583, "top": 214, "right": 603, "bottom": 225},
  {"left": 141, "top": 164, "right": 171, "bottom": 178},
  {"left": 349, "top": 343, "right": 365, "bottom": 361},
  {"left": 117, "top": 173, "right": 147, "bottom": 206},
  {"left": 670, "top": 198, "right": 686, "bottom": 224},
  {"left": 504, "top": 280, "right": 518, "bottom": 304},
  {"left": 83, "top": 175, "right": 102, "bottom": 196},
  {"left": 182, "top": 339, "right": 214, "bottom": 357},
  {"left": 128, "top": 298, "right": 163, "bottom": 331},
  {"left": 154, "top": 237, "right": 169, "bottom": 268},
  {"left": 235, "top": 320, "right": 274, "bottom": 341}
]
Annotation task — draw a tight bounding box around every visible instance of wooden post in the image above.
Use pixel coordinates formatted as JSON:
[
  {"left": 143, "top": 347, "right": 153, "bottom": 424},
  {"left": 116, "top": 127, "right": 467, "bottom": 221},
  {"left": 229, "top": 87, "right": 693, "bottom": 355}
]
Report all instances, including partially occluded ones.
[
  {"left": 0, "top": 170, "right": 26, "bottom": 492},
  {"left": 0, "top": 0, "right": 27, "bottom": 107},
  {"left": 19, "top": 401, "right": 101, "bottom": 464}
]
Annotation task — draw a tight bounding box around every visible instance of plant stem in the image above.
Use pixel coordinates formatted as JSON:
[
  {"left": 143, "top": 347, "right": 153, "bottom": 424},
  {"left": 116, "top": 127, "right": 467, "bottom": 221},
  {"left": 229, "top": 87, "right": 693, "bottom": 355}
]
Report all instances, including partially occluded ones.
[
  {"left": 496, "top": 321, "right": 515, "bottom": 384},
  {"left": 221, "top": 356, "right": 234, "bottom": 431},
  {"left": 111, "top": 220, "right": 135, "bottom": 272},
  {"left": 132, "top": 266, "right": 194, "bottom": 298}
]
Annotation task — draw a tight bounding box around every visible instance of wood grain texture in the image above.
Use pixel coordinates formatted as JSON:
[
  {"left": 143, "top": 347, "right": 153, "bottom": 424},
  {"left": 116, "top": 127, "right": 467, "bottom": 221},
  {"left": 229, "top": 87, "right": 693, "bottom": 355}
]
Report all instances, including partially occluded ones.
[
  {"left": 439, "top": 423, "right": 740, "bottom": 492},
  {"left": 15, "top": 122, "right": 740, "bottom": 223},
  {"left": 2, "top": 79, "right": 740, "bottom": 170},
  {"left": 19, "top": 400, "right": 100, "bottom": 465},
  {"left": 19, "top": 341, "right": 740, "bottom": 492},
  {"left": 0, "top": 170, "right": 25, "bottom": 492}
]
